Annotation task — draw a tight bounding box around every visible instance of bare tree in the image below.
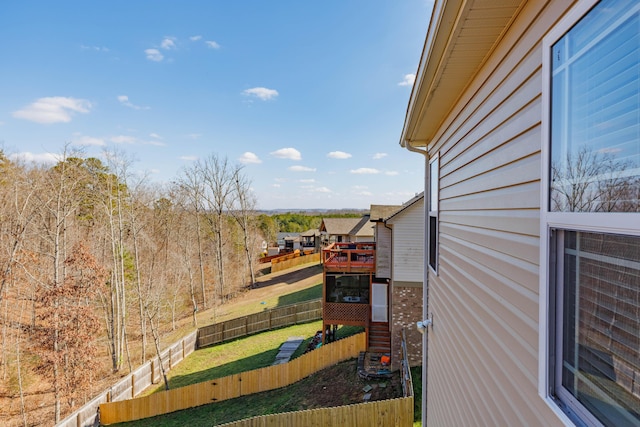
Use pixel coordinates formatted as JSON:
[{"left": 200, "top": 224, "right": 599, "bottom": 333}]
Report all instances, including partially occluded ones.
[
  {"left": 229, "top": 168, "right": 258, "bottom": 287},
  {"left": 551, "top": 145, "right": 637, "bottom": 212},
  {"left": 198, "top": 154, "right": 236, "bottom": 303},
  {"left": 174, "top": 167, "right": 209, "bottom": 309}
]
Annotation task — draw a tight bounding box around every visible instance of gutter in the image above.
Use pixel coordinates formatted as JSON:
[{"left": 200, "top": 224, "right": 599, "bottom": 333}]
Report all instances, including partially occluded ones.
[{"left": 400, "top": 138, "right": 430, "bottom": 427}]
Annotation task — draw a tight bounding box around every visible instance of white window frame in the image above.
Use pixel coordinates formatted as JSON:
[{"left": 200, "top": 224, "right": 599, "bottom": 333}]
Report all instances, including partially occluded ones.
[
  {"left": 428, "top": 153, "right": 439, "bottom": 274},
  {"left": 539, "top": 0, "right": 640, "bottom": 424}
]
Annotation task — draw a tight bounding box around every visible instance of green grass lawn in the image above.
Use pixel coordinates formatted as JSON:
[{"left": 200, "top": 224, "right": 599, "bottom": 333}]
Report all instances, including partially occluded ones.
[
  {"left": 145, "top": 320, "right": 325, "bottom": 394},
  {"left": 206, "top": 283, "right": 322, "bottom": 324}
]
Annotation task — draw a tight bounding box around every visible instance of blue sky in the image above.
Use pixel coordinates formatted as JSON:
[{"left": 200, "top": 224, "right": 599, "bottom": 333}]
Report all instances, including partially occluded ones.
[{"left": 0, "top": 1, "right": 432, "bottom": 210}]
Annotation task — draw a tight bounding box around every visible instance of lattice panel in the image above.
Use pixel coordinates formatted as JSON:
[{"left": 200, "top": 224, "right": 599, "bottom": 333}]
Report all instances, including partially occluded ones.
[{"left": 324, "top": 302, "right": 369, "bottom": 323}]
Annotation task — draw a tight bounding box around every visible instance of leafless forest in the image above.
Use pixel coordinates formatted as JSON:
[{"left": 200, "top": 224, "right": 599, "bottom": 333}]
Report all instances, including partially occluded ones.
[{"left": 0, "top": 147, "right": 269, "bottom": 425}]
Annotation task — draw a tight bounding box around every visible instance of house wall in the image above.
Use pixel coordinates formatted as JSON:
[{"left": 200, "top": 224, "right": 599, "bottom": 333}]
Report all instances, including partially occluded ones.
[
  {"left": 387, "top": 199, "right": 424, "bottom": 372},
  {"left": 375, "top": 223, "right": 392, "bottom": 279},
  {"left": 424, "top": 1, "right": 576, "bottom": 426},
  {"left": 388, "top": 199, "right": 424, "bottom": 283},
  {"left": 390, "top": 284, "right": 422, "bottom": 371}
]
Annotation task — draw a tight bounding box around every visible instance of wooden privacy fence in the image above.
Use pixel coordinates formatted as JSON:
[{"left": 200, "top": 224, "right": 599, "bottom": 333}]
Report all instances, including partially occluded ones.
[
  {"left": 197, "top": 299, "right": 322, "bottom": 348},
  {"left": 216, "top": 396, "right": 414, "bottom": 427},
  {"left": 99, "top": 332, "right": 367, "bottom": 425},
  {"left": 271, "top": 251, "right": 320, "bottom": 273},
  {"left": 57, "top": 300, "right": 320, "bottom": 426},
  {"left": 55, "top": 331, "right": 198, "bottom": 427}
]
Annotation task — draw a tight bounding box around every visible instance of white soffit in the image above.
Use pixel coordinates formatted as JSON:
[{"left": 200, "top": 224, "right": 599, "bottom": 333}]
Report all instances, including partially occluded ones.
[{"left": 402, "top": 0, "right": 525, "bottom": 148}]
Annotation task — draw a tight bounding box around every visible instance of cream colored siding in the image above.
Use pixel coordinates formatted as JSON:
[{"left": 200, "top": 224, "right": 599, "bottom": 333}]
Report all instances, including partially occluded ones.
[
  {"left": 388, "top": 199, "right": 424, "bottom": 284},
  {"left": 375, "top": 223, "right": 392, "bottom": 279},
  {"left": 425, "top": 1, "right": 577, "bottom": 425}
]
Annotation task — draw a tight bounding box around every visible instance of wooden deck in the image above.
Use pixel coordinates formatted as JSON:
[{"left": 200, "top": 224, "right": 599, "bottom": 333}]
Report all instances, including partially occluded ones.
[{"left": 322, "top": 242, "right": 375, "bottom": 273}]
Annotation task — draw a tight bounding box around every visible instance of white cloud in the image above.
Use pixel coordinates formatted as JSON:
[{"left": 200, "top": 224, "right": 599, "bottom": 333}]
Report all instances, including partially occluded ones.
[
  {"left": 145, "top": 139, "right": 166, "bottom": 147},
  {"left": 161, "top": 37, "right": 177, "bottom": 50},
  {"left": 356, "top": 190, "right": 373, "bottom": 196},
  {"left": 289, "top": 165, "right": 316, "bottom": 172},
  {"left": 314, "top": 187, "right": 332, "bottom": 193},
  {"left": 187, "top": 133, "right": 202, "bottom": 140},
  {"left": 243, "top": 87, "right": 279, "bottom": 101},
  {"left": 145, "top": 48, "right": 164, "bottom": 62},
  {"left": 385, "top": 171, "right": 399, "bottom": 176},
  {"left": 598, "top": 147, "right": 622, "bottom": 154},
  {"left": 373, "top": 152, "right": 387, "bottom": 160},
  {"left": 272, "top": 183, "right": 281, "bottom": 188},
  {"left": 180, "top": 155, "right": 198, "bottom": 161},
  {"left": 80, "top": 45, "right": 109, "bottom": 52},
  {"left": 299, "top": 179, "right": 315, "bottom": 183},
  {"left": 12, "top": 96, "right": 92, "bottom": 124},
  {"left": 350, "top": 168, "right": 380, "bottom": 174},
  {"left": 327, "top": 151, "right": 352, "bottom": 159},
  {"left": 9, "top": 151, "right": 59, "bottom": 164},
  {"left": 270, "top": 147, "right": 301, "bottom": 160},
  {"left": 239, "top": 152, "right": 262, "bottom": 164},
  {"left": 149, "top": 133, "right": 162, "bottom": 139},
  {"left": 398, "top": 73, "right": 416, "bottom": 87},
  {"left": 72, "top": 133, "right": 105, "bottom": 146},
  {"left": 117, "top": 95, "right": 148, "bottom": 110},
  {"left": 110, "top": 135, "right": 137, "bottom": 144},
  {"left": 205, "top": 40, "right": 221, "bottom": 49},
  {"left": 190, "top": 35, "right": 202, "bottom": 41}
]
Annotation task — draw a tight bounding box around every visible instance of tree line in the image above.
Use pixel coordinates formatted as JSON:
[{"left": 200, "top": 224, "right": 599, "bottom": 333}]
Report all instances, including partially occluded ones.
[{"left": 0, "top": 147, "right": 263, "bottom": 425}]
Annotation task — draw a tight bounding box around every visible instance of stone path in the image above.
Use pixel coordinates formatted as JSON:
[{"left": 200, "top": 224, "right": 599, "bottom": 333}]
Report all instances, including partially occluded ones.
[{"left": 272, "top": 336, "right": 305, "bottom": 365}]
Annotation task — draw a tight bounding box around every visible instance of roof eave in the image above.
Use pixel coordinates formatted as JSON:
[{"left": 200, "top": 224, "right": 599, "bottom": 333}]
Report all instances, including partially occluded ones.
[{"left": 400, "top": 0, "right": 525, "bottom": 150}]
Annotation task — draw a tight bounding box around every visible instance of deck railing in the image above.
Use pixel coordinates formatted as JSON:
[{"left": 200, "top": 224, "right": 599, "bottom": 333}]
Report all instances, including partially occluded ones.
[{"left": 322, "top": 242, "right": 376, "bottom": 272}]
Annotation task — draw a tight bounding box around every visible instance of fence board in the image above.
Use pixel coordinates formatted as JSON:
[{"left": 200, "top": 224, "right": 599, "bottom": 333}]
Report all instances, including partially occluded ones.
[
  {"left": 215, "top": 397, "right": 414, "bottom": 427},
  {"left": 271, "top": 252, "right": 320, "bottom": 273},
  {"left": 99, "top": 333, "right": 366, "bottom": 425},
  {"left": 55, "top": 331, "right": 198, "bottom": 427},
  {"left": 196, "top": 300, "right": 321, "bottom": 349}
]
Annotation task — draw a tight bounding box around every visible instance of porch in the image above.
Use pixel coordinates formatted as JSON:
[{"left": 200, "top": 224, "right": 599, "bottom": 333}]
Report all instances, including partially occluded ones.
[{"left": 322, "top": 242, "right": 376, "bottom": 273}]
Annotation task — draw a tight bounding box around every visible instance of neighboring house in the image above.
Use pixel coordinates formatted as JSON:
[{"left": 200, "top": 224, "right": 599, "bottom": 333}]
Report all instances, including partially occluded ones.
[
  {"left": 276, "top": 232, "right": 300, "bottom": 252},
  {"left": 300, "top": 228, "right": 321, "bottom": 252},
  {"left": 401, "top": 1, "right": 639, "bottom": 426},
  {"left": 378, "top": 194, "right": 424, "bottom": 371},
  {"left": 319, "top": 216, "right": 374, "bottom": 245},
  {"left": 321, "top": 209, "right": 397, "bottom": 352}
]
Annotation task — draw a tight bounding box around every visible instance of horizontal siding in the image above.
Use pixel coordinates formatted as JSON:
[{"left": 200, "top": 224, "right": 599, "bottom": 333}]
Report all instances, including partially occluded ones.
[
  {"left": 425, "top": 0, "right": 577, "bottom": 426},
  {"left": 375, "top": 224, "right": 392, "bottom": 279},
  {"left": 389, "top": 200, "right": 424, "bottom": 283}
]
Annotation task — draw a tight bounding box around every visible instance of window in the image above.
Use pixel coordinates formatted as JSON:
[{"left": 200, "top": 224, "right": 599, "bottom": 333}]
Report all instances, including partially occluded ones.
[
  {"left": 325, "top": 274, "right": 370, "bottom": 304},
  {"left": 428, "top": 154, "right": 439, "bottom": 272},
  {"left": 551, "top": 231, "right": 640, "bottom": 426},
  {"left": 543, "top": 0, "right": 640, "bottom": 425}
]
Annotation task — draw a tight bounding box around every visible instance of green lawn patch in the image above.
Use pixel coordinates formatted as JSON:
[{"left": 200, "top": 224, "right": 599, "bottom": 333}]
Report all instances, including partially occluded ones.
[{"left": 145, "top": 321, "right": 324, "bottom": 394}]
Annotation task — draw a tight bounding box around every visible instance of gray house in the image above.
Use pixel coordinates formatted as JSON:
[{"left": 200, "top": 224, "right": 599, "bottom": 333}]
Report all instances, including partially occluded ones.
[
  {"left": 401, "top": 0, "right": 639, "bottom": 426},
  {"left": 372, "top": 195, "right": 424, "bottom": 371}
]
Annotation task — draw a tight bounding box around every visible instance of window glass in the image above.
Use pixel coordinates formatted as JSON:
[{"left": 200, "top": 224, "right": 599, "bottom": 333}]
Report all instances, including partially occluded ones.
[
  {"left": 550, "top": 0, "right": 640, "bottom": 212},
  {"left": 325, "top": 274, "right": 369, "bottom": 304},
  {"left": 428, "top": 155, "right": 439, "bottom": 272},
  {"left": 430, "top": 156, "right": 439, "bottom": 212},
  {"left": 557, "top": 230, "right": 640, "bottom": 427}
]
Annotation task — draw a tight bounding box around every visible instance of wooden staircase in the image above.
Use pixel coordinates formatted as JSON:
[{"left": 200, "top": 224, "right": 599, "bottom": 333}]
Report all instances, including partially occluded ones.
[{"left": 368, "top": 322, "right": 391, "bottom": 353}]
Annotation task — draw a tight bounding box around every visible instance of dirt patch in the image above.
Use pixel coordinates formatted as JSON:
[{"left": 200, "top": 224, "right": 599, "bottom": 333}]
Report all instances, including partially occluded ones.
[{"left": 297, "top": 359, "right": 402, "bottom": 408}]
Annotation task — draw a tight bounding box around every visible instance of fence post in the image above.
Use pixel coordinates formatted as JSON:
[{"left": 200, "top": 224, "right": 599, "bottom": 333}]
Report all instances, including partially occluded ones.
[{"left": 131, "top": 374, "right": 135, "bottom": 398}]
